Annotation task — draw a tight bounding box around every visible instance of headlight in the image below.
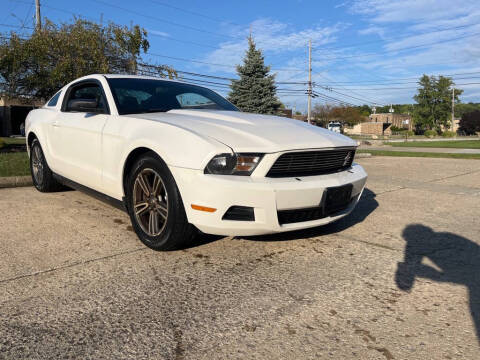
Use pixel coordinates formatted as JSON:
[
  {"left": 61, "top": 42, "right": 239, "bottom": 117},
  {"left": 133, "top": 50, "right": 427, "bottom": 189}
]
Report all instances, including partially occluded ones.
[{"left": 204, "top": 153, "right": 263, "bottom": 175}]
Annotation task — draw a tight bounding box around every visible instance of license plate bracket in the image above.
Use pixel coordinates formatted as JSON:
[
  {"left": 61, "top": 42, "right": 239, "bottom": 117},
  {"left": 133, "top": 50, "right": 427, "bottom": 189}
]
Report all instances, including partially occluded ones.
[{"left": 323, "top": 184, "right": 353, "bottom": 215}]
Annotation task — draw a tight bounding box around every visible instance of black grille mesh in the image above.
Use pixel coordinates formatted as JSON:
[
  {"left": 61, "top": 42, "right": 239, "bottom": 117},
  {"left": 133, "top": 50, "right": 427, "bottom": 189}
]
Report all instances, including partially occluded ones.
[{"left": 266, "top": 149, "right": 355, "bottom": 178}]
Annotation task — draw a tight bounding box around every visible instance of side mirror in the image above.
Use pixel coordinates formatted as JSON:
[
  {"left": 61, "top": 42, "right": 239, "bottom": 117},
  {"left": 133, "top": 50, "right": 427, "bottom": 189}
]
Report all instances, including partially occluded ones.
[{"left": 67, "top": 98, "right": 101, "bottom": 113}]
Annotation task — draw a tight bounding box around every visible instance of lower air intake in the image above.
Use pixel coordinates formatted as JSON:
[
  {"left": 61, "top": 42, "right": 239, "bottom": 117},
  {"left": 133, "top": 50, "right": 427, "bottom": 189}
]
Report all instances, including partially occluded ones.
[{"left": 222, "top": 206, "right": 255, "bottom": 221}]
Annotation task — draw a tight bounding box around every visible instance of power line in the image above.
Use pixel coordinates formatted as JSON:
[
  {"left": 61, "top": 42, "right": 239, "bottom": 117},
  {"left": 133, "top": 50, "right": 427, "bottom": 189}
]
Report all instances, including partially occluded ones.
[
  {"left": 313, "top": 92, "right": 357, "bottom": 106},
  {"left": 0, "top": 22, "right": 34, "bottom": 30},
  {"left": 89, "top": 0, "right": 237, "bottom": 40},
  {"left": 148, "top": 0, "right": 240, "bottom": 26},
  {"left": 318, "top": 86, "right": 384, "bottom": 106},
  {"left": 329, "top": 82, "right": 480, "bottom": 91},
  {"left": 318, "top": 31, "right": 480, "bottom": 61},
  {"left": 12, "top": 0, "right": 232, "bottom": 52},
  {"left": 308, "top": 72, "right": 480, "bottom": 85},
  {"left": 138, "top": 67, "right": 307, "bottom": 92},
  {"left": 313, "top": 71, "right": 386, "bottom": 106},
  {"left": 141, "top": 64, "right": 310, "bottom": 88},
  {"left": 147, "top": 32, "right": 219, "bottom": 49},
  {"left": 145, "top": 52, "right": 303, "bottom": 72},
  {"left": 317, "top": 23, "right": 479, "bottom": 53}
]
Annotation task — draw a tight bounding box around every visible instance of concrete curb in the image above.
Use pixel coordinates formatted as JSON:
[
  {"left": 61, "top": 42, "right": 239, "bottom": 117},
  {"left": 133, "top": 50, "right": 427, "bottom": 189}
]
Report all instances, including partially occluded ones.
[
  {"left": 356, "top": 153, "right": 372, "bottom": 158},
  {"left": 0, "top": 176, "right": 33, "bottom": 188}
]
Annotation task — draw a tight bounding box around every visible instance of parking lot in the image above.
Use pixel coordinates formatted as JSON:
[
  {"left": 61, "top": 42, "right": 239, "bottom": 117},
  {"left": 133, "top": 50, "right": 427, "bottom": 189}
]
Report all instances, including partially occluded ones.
[{"left": 1, "top": 156, "right": 479, "bottom": 359}]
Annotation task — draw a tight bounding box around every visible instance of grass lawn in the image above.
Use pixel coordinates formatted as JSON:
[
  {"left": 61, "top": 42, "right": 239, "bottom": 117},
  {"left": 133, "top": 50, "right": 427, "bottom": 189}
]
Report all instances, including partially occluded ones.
[
  {"left": 385, "top": 140, "right": 480, "bottom": 149},
  {"left": 0, "top": 137, "right": 26, "bottom": 146},
  {"left": 358, "top": 149, "right": 480, "bottom": 160},
  {"left": 0, "top": 152, "right": 30, "bottom": 177}
]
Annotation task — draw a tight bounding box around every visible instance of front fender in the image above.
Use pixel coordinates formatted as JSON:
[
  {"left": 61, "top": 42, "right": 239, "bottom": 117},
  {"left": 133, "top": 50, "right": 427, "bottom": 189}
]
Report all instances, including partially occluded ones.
[{"left": 101, "top": 116, "right": 231, "bottom": 199}]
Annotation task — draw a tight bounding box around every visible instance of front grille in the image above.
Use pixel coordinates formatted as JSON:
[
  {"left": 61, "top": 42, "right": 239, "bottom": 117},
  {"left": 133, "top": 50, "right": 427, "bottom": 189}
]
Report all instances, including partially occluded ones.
[
  {"left": 277, "top": 197, "right": 354, "bottom": 225},
  {"left": 277, "top": 207, "right": 325, "bottom": 225},
  {"left": 266, "top": 148, "right": 355, "bottom": 178}
]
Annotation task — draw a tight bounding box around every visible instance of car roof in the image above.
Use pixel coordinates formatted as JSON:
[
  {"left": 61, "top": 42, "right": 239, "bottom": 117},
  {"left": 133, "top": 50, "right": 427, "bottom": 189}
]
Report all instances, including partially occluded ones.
[
  {"left": 63, "top": 74, "right": 212, "bottom": 92},
  {"left": 103, "top": 74, "right": 168, "bottom": 80}
]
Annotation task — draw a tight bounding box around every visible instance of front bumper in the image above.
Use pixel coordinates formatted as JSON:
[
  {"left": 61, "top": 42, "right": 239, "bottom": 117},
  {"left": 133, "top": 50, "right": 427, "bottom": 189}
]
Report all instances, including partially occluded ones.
[{"left": 170, "top": 163, "right": 367, "bottom": 236}]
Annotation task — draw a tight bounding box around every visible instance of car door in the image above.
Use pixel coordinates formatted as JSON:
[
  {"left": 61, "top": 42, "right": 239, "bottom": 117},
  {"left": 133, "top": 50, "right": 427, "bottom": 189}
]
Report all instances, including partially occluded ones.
[{"left": 52, "top": 80, "right": 110, "bottom": 190}]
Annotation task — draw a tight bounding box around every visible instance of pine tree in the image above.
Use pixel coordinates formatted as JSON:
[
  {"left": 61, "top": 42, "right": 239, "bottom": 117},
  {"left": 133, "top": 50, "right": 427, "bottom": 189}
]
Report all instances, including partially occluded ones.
[{"left": 228, "top": 36, "right": 281, "bottom": 114}]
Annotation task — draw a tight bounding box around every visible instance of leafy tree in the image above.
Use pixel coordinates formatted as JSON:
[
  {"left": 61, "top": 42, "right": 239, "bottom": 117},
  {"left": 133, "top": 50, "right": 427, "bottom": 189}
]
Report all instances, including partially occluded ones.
[
  {"left": 228, "top": 36, "right": 281, "bottom": 114},
  {"left": 459, "top": 110, "right": 480, "bottom": 135},
  {"left": 413, "top": 75, "right": 462, "bottom": 131},
  {"left": 456, "top": 102, "right": 480, "bottom": 118},
  {"left": 312, "top": 103, "right": 334, "bottom": 127},
  {"left": 355, "top": 104, "right": 371, "bottom": 117},
  {"left": 0, "top": 18, "right": 175, "bottom": 99},
  {"left": 329, "top": 105, "right": 365, "bottom": 126}
]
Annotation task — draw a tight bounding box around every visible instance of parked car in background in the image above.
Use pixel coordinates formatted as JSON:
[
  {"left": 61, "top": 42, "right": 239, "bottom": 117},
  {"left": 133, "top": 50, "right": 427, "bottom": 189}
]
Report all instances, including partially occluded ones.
[
  {"left": 328, "top": 121, "right": 342, "bottom": 133},
  {"left": 25, "top": 75, "right": 367, "bottom": 250}
]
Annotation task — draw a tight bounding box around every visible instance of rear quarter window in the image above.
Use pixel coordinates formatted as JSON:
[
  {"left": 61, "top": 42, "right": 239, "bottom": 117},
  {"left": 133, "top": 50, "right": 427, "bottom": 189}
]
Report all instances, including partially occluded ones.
[{"left": 46, "top": 91, "right": 62, "bottom": 107}]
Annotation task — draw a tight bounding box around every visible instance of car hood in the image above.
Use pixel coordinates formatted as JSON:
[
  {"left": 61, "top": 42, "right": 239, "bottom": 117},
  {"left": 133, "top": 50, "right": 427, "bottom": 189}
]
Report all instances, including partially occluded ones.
[{"left": 126, "top": 109, "right": 357, "bottom": 153}]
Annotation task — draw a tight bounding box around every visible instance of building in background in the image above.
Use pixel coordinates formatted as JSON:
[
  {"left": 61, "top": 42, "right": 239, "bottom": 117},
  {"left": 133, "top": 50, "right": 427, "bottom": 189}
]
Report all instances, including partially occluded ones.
[
  {"left": 0, "top": 97, "right": 41, "bottom": 137},
  {"left": 344, "top": 112, "right": 413, "bottom": 136},
  {"left": 369, "top": 113, "right": 413, "bottom": 131}
]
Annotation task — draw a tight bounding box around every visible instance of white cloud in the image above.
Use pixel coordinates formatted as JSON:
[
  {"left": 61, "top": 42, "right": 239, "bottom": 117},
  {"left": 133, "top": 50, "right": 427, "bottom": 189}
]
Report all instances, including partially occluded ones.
[
  {"left": 350, "top": 0, "right": 478, "bottom": 24},
  {"left": 201, "top": 18, "right": 342, "bottom": 73},
  {"left": 148, "top": 30, "right": 170, "bottom": 38},
  {"left": 358, "top": 25, "right": 385, "bottom": 37},
  {"left": 192, "top": 2, "right": 480, "bottom": 106}
]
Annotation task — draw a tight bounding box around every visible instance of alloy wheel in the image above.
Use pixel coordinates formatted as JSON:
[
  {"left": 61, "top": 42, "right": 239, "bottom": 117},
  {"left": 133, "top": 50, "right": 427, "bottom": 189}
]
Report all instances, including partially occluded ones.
[
  {"left": 31, "top": 145, "right": 44, "bottom": 185},
  {"left": 133, "top": 168, "right": 169, "bottom": 236}
]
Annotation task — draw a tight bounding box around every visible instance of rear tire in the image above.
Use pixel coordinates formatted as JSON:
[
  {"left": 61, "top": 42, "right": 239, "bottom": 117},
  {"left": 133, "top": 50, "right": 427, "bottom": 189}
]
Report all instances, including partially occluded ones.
[
  {"left": 126, "top": 152, "right": 196, "bottom": 251},
  {"left": 30, "top": 139, "right": 62, "bottom": 192}
]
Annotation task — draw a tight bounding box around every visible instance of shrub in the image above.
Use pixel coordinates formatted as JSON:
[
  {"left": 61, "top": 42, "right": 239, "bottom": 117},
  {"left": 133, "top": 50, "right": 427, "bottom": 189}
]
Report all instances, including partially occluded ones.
[
  {"left": 441, "top": 131, "right": 456, "bottom": 138},
  {"left": 424, "top": 129, "right": 438, "bottom": 138},
  {"left": 459, "top": 110, "right": 480, "bottom": 135},
  {"left": 0, "top": 138, "right": 4, "bottom": 149},
  {"left": 405, "top": 130, "right": 415, "bottom": 136}
]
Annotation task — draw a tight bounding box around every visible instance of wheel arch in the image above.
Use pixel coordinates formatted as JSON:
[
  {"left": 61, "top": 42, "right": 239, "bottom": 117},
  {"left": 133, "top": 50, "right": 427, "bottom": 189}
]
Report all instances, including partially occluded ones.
[
  {"left": 27, "top": 131, "right": 38, "bottom": 153},
  {"left": 122, "top": 147, "right": 164, "bottom": 198}
]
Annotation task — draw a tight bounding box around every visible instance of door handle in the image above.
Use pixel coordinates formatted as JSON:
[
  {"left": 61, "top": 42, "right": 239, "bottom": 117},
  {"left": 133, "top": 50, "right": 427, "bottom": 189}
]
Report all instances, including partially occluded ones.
[{"left": 52, "top": 121, "right": 60, "bottom": 127}]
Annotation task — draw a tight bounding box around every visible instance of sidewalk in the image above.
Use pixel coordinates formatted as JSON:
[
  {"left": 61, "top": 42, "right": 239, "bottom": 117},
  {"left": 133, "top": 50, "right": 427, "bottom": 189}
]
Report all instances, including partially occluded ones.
[{"left": 359, "top": 145, "right": 480, "bottom": 154}]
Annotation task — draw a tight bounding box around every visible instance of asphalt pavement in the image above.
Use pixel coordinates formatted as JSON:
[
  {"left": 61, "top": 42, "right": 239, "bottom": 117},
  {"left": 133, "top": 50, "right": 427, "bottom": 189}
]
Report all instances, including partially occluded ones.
[{"left": 1, "top": 157, "right": 479, "bottom": 359}]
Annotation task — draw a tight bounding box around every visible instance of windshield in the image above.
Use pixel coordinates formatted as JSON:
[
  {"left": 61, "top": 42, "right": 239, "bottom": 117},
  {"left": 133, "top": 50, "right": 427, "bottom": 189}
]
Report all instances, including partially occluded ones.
[{"left": 107, "top": 78, "right": 238, "bottom": 115}]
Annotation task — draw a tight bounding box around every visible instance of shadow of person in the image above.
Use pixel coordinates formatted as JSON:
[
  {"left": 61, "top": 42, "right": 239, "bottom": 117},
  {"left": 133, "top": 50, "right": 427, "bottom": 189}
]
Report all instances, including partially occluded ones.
[
  {"left": 241, "top": 187, "right": 378, "bottom": 242},
  {"left": 395, "top": 224, "right": 480, "bottom": 343}
]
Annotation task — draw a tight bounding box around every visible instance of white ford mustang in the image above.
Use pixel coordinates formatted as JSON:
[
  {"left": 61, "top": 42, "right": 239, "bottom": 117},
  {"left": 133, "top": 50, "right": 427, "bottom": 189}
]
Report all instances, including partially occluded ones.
[{"left": 26, "top": 74, "right": 367, "bottom": 250}]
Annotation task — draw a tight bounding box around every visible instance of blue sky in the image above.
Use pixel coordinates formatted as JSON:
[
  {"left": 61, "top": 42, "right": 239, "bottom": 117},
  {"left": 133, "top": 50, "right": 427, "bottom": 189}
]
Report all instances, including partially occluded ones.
[{"left": 3, "top": 0, "right": 480, "bottom": 111}]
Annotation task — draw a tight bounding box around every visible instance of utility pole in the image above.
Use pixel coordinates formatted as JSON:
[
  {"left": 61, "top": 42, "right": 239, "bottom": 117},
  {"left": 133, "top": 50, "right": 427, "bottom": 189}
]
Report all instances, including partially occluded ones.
[
  {"left": 451, "top": 88, "right": 455, "bottom": 130},
  {"left": 35, "top": 0, "right": 41, "bottom": 31},
  {"left": 307, "top": 39, "right": 312, "bottom": 124}
]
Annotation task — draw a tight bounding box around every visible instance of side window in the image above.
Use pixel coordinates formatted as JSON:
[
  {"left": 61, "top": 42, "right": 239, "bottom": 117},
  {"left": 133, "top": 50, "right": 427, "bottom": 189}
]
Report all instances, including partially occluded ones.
[
  {"left": 47, "top": 91, "right": 61, "bottom": 107},
  {"left": 65, "top": 83, "right": 108, "bottom": 113}
]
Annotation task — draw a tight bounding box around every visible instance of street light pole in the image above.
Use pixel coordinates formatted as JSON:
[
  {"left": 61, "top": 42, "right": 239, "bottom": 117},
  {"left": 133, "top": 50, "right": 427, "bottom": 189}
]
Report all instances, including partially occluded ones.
[
  {"left": 451, "top": 88, "right": 455, "bottom": 130},
  {"left": 307, "top": 39, "right": 312, "bottom": 124},
  {"left": 35, "top": 0, "right": 41, "bottom": 31}
]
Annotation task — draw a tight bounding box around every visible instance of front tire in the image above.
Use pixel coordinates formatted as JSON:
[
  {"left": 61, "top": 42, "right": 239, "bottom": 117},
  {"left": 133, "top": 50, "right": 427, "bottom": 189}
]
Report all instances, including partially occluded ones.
[
  {"left": 126, "top": 152, "right": 196, "bottom": 250},
  {"left": 30, "top": 139, "right": 62, "bottom": 192}
]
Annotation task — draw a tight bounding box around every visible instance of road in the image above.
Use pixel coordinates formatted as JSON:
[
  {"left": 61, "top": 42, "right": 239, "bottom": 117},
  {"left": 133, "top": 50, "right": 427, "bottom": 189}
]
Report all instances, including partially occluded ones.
[{"left": 1, "top": 157, "right": 480, "bottom": 359}]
